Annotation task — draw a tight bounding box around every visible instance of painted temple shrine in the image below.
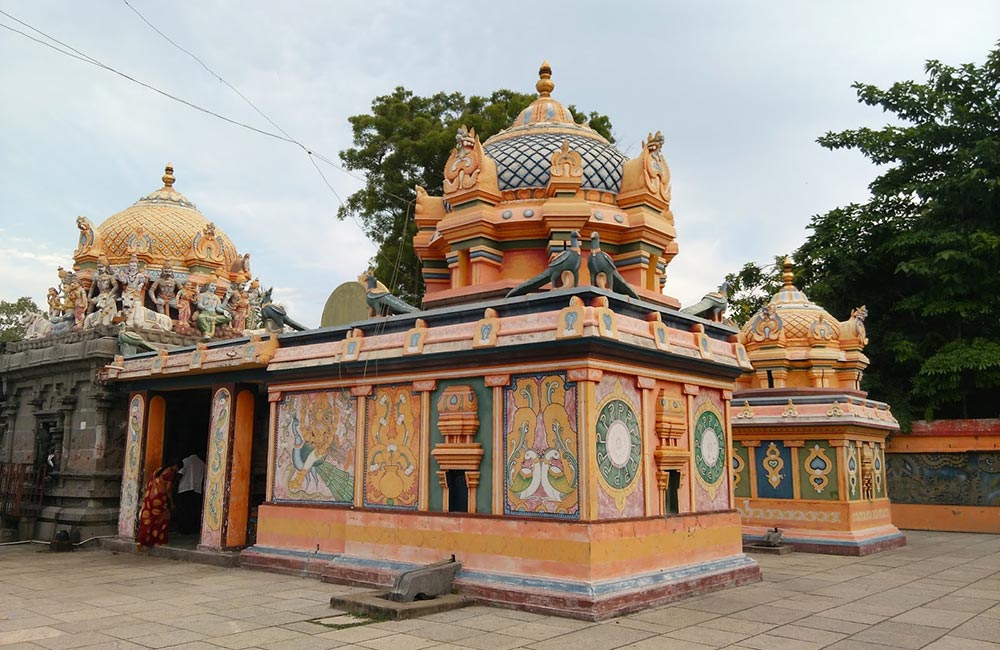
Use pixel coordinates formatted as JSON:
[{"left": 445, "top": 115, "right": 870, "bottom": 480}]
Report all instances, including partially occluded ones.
[
  {"left": 103, "top": 64, "right": 764, "bottom": 619},
  {"left": 731, "top": 259, "right": 905, "bottom": 555}
]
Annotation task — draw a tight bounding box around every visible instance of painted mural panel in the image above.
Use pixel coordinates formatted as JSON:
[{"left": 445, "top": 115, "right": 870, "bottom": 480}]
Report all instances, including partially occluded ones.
[
  {"left": 756, "top": 440, "right": 794, "bottom": 499},
  {"left": 800, "top": 441, "right": 838, "bottom": 500},
  {"left": 203, "top": 388, "right": 231, "bottom": 548},
  {"left": 594, "top": 374, "right": 644, "bottom": 519},
  {"left": 273, "top": 390, "right": 357, "bottom": 504},
  {"left": 693, "top": 393, "right": 729, "bottom": 511},
  {"left": 887, "top": 452, "right": 1000, "bottom": 506},
  {"left": 504, "top": 374, "right": 580, "bottom": 519},
  {"left": 363, "top": 385, "right": 421, "bottom": 509},
  {"left": 117, "top": 394, "right": 144, "bottom": 538},
  {"left": 732, "top": 442, "right": 751, "bottom": 499}
]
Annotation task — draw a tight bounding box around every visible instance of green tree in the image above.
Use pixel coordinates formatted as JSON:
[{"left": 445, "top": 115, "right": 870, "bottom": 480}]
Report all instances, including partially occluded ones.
[
  {"left": 338, "top": 88, "right": 614, "bottom": 305},
  {"left": 0, "top": 297, "right": 40, "bottom": 342},
  {"left": 796, "top": 45, "right": 1000, "bottom": 422}
]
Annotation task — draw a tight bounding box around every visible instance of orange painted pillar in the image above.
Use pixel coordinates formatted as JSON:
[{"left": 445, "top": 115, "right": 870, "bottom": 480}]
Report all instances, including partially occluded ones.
[
  {"left": 142, "top": 395, "right": 166, "bottom": 487},
  {"left": 225, "top": 390, "right": 255, "bottom": 548}
]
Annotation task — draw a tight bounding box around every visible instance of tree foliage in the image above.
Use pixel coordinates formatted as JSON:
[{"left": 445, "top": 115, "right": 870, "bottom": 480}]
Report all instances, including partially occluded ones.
[
  {"left": 338, "top": 88, "right": 614, "bottom": 305},
  {"left": 0, "top": 297, "right": 40, "bottom": 342},
  {"left": 738, "top": 44, "right": 1000, "bottom": 423},
  {"left": 724, "top": 257, "right": 787, "bottom": 326}
]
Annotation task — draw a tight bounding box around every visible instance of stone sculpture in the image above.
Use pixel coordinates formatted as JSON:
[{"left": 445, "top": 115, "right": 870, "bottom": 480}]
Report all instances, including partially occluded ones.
[
  {"left": 587, "top": 231, "right": 637, "bottom": 298},
  {"left": 150, "top": 266, "right": 183, "bottom": 317},
  {"left": 506, "top": 231, "right": 581, "bottom": 298},
  {"left": 681, "top": 281, "right": 730, "bottom": 322},
  {"left": 195, "top": 282, "right": 232, "bottom": 339},
  {"left": 364, "top": 274, "right": 419, "bottom": 317}
]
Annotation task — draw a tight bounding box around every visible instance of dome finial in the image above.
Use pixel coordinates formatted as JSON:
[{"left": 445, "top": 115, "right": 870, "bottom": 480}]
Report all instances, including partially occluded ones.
[
  {"left": 782, "top": 256, "right": 795, "bottom": 287},
  {"left": 536, "top": 60, "right": 554, "bottom": 98},
  {"left": 162, "top": 163, "right": 175, "bottom": 188}
]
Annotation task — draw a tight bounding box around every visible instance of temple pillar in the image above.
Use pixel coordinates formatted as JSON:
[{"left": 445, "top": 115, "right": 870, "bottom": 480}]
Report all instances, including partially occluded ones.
[
  {"left": 117, "top": 392, "right": 147, "bottom": 539},
  {"left": 199, "top": 385, "right": 234, "bottom": 551}
]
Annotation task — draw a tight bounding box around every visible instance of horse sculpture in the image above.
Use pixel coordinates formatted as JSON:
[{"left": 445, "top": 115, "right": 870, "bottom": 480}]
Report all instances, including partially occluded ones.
[{"left": 121, "top": 292, "right": 173, "bottom": 333}]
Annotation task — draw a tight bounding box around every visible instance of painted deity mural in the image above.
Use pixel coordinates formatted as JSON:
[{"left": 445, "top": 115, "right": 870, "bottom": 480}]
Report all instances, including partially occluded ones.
[
  {"left": 887, "top": 452, "right": 1000, "bottom": 506},
  {"left": 595, "top": 374, "right": 644, "bottom": 518},
  {"left": 504, "top": 374, "right": 580, "bottom": 519},
  {"left": 274, "top": 390, "right": 357, "bottom": 504},
  {"left": 203, "top": 388, "right": 231, "bottom": 546},
  {"left": 363, "top": 385, "right": 421, "bottom": 509},
  {"left": 117, "top": 394, "right": 144, "bottom": 537}
]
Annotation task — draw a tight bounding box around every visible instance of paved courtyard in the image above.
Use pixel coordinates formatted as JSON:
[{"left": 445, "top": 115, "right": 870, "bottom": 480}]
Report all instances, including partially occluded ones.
[{"left": 1, "top": 530, "right": 998, "bottom": 650}]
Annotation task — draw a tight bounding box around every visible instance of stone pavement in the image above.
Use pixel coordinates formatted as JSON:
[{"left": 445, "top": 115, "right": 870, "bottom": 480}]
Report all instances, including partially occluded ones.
[{"left": 1, "top": 530, "right": 998, "bottom": 650}]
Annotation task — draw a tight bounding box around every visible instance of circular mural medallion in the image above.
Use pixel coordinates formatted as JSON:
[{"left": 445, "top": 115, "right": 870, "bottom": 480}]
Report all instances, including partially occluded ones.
[
  {"left": 694, "top": 409, "right": 725, "bottom": 484},
  {"left": 596, "top": 399, "right": 641, "bottom": 489}
]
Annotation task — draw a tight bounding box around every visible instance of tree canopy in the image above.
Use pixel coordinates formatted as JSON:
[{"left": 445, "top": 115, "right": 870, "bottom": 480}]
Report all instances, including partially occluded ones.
[
  {"left": 338, "top": 87, "right": 614, "bottom": 305},
  {"left": 733, "top": 44, "right": 1000, "bottom": 424},
  {"left": 0, "top": 297, "right": 40, "bottom": 342}
]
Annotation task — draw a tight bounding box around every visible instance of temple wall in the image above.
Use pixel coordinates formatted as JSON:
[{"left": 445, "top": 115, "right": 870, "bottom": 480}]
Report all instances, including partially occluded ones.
[
  {"left": 886, "top": 419, "right": 1000, "bottom": 533},
  {"left": 0, "top": 329, "right": 124, "bottom": 539}
]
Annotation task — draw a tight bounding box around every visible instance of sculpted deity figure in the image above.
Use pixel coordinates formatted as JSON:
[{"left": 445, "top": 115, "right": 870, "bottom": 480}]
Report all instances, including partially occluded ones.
[
  {"left": 175, "top": 281, "right": 196, "bottom": 330},
  {"left": 150, "top": 266, "right": 183, "bottom": 317},
  {"left": 642, "top": 130, "right": 671, "bottom": 205},
  {"left": 226, "top": 284, "right": 249, "bottom": 332},
  {"left": 88, "top": 258, "right": 119, "bottom": 305},
  {"left": 65, "top": 279, "right": 88, "bottom": 329},
  {"left": 246, "top": 278, "right": 262, "bottom": 330},
  {"left": 117, "top": 254, "right": 149, "bottom": 301},
  {"left": 47, "top": 287, "right": 62, "bottom": 319},
  {"left": 195, "top": 281, "right": 232, "bottom": 338}
]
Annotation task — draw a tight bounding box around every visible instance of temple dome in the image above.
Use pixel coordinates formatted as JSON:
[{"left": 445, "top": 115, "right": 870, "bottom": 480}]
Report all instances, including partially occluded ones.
[
  {"left": 737, "top": 258, "right": 869, "bottom": 390},
  {"left": 482, "top": 62, "right": 627, "bottom": 196},
  {"left": 87, "top": 164, "right": 239, "bottom": 271}
]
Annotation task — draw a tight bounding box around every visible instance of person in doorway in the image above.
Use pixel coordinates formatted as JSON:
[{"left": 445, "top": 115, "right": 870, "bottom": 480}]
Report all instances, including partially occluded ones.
[
  {"left": 136, "top": 462, "right": 180, "bottom": 549},
  {"left": 176, "top": 452, "right": 206, "bottom": 535}
]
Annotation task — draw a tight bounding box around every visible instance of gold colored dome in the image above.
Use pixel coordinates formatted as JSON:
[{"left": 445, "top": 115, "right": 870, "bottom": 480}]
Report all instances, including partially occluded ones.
[
  {"left": 741, "top": 257, "right": 840, "bottom": 347},
  {"left": 89, "top": 164, "right": 239, "bottom": 270}
]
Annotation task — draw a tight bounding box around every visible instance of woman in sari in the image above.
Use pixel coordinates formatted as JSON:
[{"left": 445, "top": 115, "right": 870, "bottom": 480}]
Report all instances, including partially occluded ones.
[{"left": 136, "top": 462, "right": 180, "bottom": 548}]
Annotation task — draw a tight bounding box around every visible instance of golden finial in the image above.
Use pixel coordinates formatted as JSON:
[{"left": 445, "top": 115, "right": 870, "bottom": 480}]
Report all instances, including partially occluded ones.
[
  {"left": 162, "top": 163, "right": 175, "bottom": 188},
  {"left": 536, "top": 61, "right": 554, "bottom": 97},
  {"left": 782, "top": 256, "right": 795, "bottom": 287}
]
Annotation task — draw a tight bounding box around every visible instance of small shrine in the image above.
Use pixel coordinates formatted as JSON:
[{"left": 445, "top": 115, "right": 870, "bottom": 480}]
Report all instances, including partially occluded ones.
[
  {"left": 106, "top": 64, "right": 761, "bottom": 619},
  {"left": 730, "top": 259, "right": 905, "bottom": 555}
]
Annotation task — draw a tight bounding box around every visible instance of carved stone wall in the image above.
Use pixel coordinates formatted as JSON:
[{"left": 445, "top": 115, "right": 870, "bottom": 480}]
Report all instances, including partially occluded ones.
[{"left": 0, "top": 329, "right": 124, "bottom": 539}]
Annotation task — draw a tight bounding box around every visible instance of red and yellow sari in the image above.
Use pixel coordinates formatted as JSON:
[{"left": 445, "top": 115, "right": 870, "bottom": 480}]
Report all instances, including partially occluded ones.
[{"left": 137, "top": 467, "right": 176, "bottom": 547}]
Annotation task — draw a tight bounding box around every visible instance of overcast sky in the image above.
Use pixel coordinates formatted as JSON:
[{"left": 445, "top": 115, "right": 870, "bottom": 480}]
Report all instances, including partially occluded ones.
[{"left": 1, "top": 1, "right": 997, "bottom": 326}]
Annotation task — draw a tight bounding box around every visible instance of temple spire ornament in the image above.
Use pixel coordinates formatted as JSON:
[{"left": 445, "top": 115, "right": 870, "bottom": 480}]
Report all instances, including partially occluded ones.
[
  {"left": 162, "top": 163, "right": 175, "bottom": 188},
  {"left": 536, "top": 60, "right": 554, "bottom": 97},
  {"left": 782, "top": 256, "right": 795, "bottom": 287}
]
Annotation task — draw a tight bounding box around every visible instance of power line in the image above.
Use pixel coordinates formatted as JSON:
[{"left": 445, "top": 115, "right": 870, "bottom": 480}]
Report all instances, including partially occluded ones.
[{"left": 0, "top": 7, "right": 419, "bottom": 279}]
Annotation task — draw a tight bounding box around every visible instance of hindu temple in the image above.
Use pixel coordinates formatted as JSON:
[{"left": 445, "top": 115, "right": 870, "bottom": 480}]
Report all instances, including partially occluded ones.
[
  {"left": 0, "top": 165, "right": 266, "bottom": 540},
  {"left": 99, "top": 63, "right": 765, "bottom": 619},
  {"left": 730, "top": 259, "right": 905, "bottom": 555}
]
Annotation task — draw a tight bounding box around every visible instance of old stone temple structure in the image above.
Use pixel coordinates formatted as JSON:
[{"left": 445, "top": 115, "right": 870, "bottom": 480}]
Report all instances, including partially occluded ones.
[
  {"left": 102, "top": 63, "right": 763, "bottom": 619},
  {"left": 0, "top": 165, "right": 267, "bottom": 540}
]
